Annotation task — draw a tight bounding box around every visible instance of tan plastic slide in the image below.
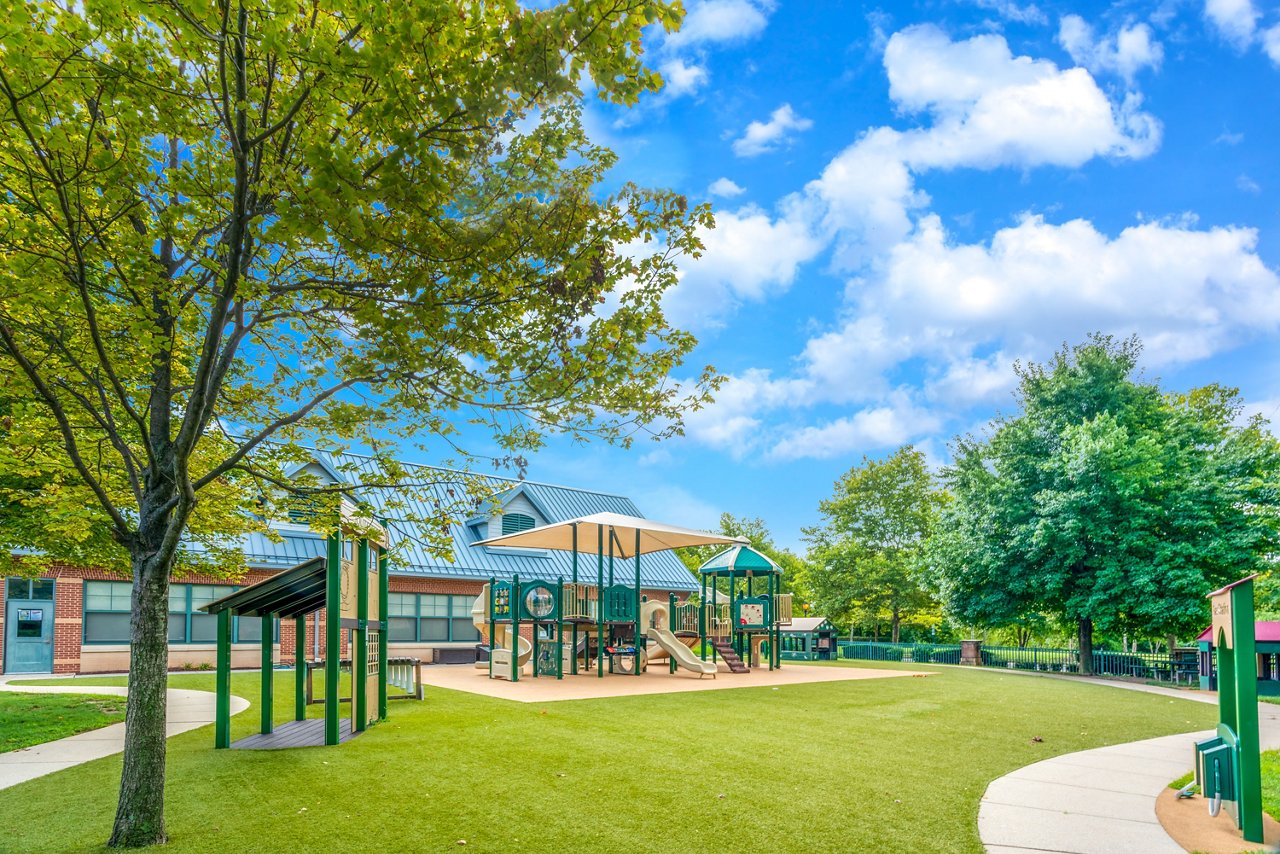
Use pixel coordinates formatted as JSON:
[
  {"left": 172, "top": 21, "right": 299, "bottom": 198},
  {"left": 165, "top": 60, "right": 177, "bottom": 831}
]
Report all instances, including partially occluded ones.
[
  {"left": 472, "top": 586, "right": 532, "bottom": 672},
  {"left": 641, "top": 600, "right": 717, "bottom": 677}
]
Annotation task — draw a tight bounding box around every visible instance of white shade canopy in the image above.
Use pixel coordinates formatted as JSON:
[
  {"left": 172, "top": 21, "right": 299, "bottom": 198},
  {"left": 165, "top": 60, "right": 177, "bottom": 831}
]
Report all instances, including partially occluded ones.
[{"left": 471, "top": 511, "right": 747, "bottom": 558}]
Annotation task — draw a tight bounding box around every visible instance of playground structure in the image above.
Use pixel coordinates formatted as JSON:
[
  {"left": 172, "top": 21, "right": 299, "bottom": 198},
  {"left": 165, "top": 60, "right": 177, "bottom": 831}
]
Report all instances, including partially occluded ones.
[
  {"left": 696, "top": 545, "right": 790, "bottom": 673},
  {"left": 469, "top": 513, "right": 793, "bottom": 681},
  {"left": 202, "top": 507, "right": 391, "bottom": 749}
]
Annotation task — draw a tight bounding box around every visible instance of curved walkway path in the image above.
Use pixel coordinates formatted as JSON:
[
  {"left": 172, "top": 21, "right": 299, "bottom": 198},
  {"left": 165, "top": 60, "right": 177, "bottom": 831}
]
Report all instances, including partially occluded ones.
[
  {"left": 979, "top": 676, "right": 1280, "bottom": 853},
  {"left": 0, "top": 674, "right": 249, "bottom": 791}
]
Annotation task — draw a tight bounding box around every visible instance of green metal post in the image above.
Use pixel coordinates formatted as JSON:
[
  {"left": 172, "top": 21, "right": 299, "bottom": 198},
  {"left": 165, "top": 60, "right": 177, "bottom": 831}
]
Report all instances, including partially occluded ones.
[
  {"left": 1232, "top": 581, "right": 1263, "bottom": 843},
  {"left": 260, "top": 613, "right": 274, "bottom": 734},
  {"left": 571, "top": 523, "right": 579, "bottom": 676},
  {"left": 355, "top": 538, "right": 369, "bottom": 732},
  {"left": 700, "top": 573, "right": 707, "bottom": 662},
  {"left": 215, "top": 609, "right": 231, "bottom": 749},
  {"left": 670, "top": 592, "right": 677, "bottom": 674},
  {"left": 597, "top": 525, "right": 605, "bottom": 678},
  {"left": 512, "top": 574, "right": 521, "bottom": 683},
  {"left": 557, "top": 578, "right": 564, "bottom": 680},
  {"left": 325, "top": 532, "right": 341, "bottom": 746},
  {"left": 378, "top": 545, "right": 389, "bottom": 721},
  {"left": 635, "top": 528, "right": 642, "bottom": 676},
  {"left": 488, "top": 577, "right": 496, "bottom": 680},
  {"left": 295, "top": 615, "right": 306, "bottom": 721}
]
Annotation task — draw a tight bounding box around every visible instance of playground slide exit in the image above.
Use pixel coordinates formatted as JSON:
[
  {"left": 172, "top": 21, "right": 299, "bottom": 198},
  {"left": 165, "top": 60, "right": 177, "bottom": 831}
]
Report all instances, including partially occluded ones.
[
  {"left": 641, "top": 601, "right": 717, "bottom": 676},
  {"left": 472, "top": 587, "right": 532, "bottom": 670}
]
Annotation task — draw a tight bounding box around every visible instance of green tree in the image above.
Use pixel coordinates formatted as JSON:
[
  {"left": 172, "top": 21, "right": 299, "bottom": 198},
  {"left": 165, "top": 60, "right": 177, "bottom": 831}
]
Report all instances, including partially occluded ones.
[
  {"left": 0, "top": 1, "right": 715, "bottom": 845},
  {"left": 926, "top": 336, "right": 1280, "bottom": 673},
  {"left": 803, "top": 446, "right": 944, "bottom": 642}
]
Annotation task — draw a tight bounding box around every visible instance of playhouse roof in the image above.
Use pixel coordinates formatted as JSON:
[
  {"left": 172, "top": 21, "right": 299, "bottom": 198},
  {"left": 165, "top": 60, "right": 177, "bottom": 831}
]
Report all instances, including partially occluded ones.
[
  {"left": 698, "top": 545, "right": 782, "bottom": 576},
  {"left": 785, "top": 617, "right": 836, "bottom": 633},
  {"left": 1196, "top": 621, "right": 1280, "bottom": 644},
  {"left": 201, "top": 557, "right": 328, "bottom": 619}
]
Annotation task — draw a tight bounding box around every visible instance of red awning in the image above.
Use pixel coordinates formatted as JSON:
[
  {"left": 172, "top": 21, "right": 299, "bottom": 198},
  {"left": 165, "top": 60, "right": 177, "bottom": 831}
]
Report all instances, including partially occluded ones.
[{"left": 1196, "top": 621, "right": 1280, "bottom": 644}]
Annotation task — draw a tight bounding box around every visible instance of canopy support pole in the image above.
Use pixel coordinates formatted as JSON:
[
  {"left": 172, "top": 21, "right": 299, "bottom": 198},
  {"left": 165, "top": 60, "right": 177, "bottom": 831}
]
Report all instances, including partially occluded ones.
[
  {"left": 260, "top": 613, "right": 274, "bottom": 734},
  {"left": 295, "top": 615, "right": 306, "bottom": 721},
  {"left": 215, "top": 609, "right": 231, "bottom": 749}
]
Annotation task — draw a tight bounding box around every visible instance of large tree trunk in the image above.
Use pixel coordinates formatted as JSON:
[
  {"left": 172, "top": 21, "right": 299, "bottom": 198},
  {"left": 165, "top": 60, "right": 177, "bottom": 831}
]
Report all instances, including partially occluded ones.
[
  {"left": 1167, "top": 634, "right": 1178, "bottom": 654},
  {"left": 108, "top": 549, "right": 172, "bottom": 847},
  {"left": 1078, "top": 617, "right": 1094, "bottom": 676},
  {"left": 891, "top": 610, "right": 901, "bottom": 644}
]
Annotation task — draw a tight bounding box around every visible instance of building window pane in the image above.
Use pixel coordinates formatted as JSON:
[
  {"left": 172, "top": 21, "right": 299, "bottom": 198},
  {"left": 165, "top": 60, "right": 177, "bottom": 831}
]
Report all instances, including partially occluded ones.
[
  {"left": 388, "top": 593, "right": 416, "bottom": 617},
  {"left": 5, "top": 577, "right": 27, "bottom": 599},
  {"left": 16, "top": 609, "right": 44, "bottom": 637},
  {"left": 168, "top": 586, "right": 187, "bottom": 612},
  {"left": 168, "top": 614, "right": 187, "bottom": 643},
  {"left": 85, "top": 581, "right": 131, "bottom": 612},
  {"left": 388, "top": 617, "right": 417, "bottom": 642},
  {"left": 451, "top": 618, "right": 480, "bottom": 643},
  {"left": 450, "top": 595, "right": 473, "bottom": 617},
  {"left": 422, "top": 595, "right": 448, "bottom": 617},
  {"left": 85, "top": 612, "right": 131, "bottom": 643},
  {"left": 237, "top": 616, "right": 261, "bottom": 642},
  {"left": 420, "top": 617, "right": 449, "bottom": 642},
  {"left": 501, "top": 513, "right": 536, "bottom": 535},
  {"left": 189, "top": 585, "right": 221, "bottom": 611},
  {"left": 191, "top": 614, "right": 218, "bottom": 643},
  {"left": 30, "top": 579, "right": 54, "bottom": 600}
]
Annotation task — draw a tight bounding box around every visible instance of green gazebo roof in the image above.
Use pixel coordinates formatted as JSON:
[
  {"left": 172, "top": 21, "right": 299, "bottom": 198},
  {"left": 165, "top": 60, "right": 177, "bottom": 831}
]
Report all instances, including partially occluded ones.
[{"left": 698, "top": 545, "right": 782, "bottom": 577}]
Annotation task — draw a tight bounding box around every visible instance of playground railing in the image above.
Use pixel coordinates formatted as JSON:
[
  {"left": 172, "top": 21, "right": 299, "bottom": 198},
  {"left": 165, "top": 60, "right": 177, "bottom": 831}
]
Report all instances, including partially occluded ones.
[
  {"left": 561, "top": 583, "right": 598, "bottom": 622},
  {"left": 671, "top": 602, "right": 700, "bottom": 634},
  {"left": 839, "top": 642, "right": 1193, "bottom": 682},
  {"left": 773, "top": 594, "right": 793, "bottom": 625},
  {"left": 305, "top": 656, "right": 424, "bottom": 704},
  {"left": 704, "top": 603, "right": 731, "bottom": 639}
]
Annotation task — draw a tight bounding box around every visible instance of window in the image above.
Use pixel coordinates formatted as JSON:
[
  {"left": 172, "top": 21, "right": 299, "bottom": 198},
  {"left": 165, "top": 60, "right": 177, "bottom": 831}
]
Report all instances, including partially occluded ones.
[
  {"left": 85, "top": 581, "right": 246, "bottom": 644},
  {"left": 17, "top": 608, "right": 44, "bottom": 637},
  {"left": 385, "top": 593, "right": 480, "bottom": 643},
  {"left": 5, "top": 577, "right": 54, "bottom": 600},
  {"left": 501, "top": 513, "right": 535, "bottom": 535}
]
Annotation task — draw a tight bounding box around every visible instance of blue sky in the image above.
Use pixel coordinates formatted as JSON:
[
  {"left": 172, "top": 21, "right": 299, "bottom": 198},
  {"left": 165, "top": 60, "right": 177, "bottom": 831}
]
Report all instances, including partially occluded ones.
[{"left": 481, "top": 0, "right": 1280, "bottom": 551}]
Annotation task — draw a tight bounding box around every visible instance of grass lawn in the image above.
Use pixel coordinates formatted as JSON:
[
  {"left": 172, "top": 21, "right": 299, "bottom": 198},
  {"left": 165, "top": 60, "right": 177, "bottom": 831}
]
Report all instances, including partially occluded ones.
[
  {"left": 0, "top": 692, "right": 128, "bottom": 753},
  {"left": 1, "top": 662, "right": 1216, "bottom": 853}
]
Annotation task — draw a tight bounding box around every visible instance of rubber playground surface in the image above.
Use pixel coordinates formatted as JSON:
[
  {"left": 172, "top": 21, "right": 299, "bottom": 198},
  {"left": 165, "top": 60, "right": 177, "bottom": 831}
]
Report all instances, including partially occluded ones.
[{"left": 417, "top": 661, "right": 933, "bottom": 702}]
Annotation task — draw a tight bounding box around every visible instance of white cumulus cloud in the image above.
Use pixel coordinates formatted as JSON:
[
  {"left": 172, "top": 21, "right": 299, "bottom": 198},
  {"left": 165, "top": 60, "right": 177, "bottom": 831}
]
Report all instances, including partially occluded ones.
[
  {"left": 1205, "top": 0, "right": 1260, "bottom": 50},
  {"left": 707, "top": 177, "right": 746, "bottom": 197},
  {"left": 732, "top": 103, "right": 813, "bottom": 157},
  {"left": 1058, "top": 15, "right": 1164, "bottom": 83},
  {"left": 664, "top": 0, "right": 774, "bottom": 50},
  {"left": 658, "top": 58, "right": 709, "bottom": 97}
]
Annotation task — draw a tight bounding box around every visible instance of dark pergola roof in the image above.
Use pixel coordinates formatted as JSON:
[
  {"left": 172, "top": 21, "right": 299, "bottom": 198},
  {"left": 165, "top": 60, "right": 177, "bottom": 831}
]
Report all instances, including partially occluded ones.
[{"left": 201, "top": 557, "right": 327, "bottom": 619}]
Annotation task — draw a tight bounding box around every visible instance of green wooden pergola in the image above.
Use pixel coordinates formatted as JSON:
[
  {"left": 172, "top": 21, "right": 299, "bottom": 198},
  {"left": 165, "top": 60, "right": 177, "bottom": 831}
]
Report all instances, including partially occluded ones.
[{"left": 201, "top": 526, "right": 389, "bottom": 749}]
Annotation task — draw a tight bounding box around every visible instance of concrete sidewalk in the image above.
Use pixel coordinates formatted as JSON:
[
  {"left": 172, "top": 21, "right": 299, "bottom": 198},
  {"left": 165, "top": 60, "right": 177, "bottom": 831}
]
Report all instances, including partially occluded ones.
[
  {"left": 979, "top": 680, "right": 1280, "bottom": 853},
  {"left": 0, "top": 675, "right": 248, "bottom": 791}
]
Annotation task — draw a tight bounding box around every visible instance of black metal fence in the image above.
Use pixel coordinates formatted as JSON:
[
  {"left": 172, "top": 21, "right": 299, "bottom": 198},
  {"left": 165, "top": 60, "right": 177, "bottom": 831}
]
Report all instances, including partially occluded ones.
[{"left": 839, "top": 642, "right": 1199, "bottom": 683}]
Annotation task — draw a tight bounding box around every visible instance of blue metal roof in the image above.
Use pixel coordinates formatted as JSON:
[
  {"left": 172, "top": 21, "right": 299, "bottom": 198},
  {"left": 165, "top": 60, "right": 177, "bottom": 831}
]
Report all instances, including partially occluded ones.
[{"left": 237, "top": 453, "right": 698, "bottom": 592}]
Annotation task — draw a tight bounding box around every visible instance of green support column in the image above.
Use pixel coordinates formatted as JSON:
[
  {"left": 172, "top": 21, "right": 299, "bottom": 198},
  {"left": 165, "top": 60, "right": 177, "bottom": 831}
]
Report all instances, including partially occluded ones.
[
  {"left": 325, "top": 532, "right": 341, "bottom": 746},
  {"left": 487, "top": 577, "right": 496, "bottom": 680},
  {"left": 634, "top": 528, "right": 642, "bottom": 676},
  {"left": 295, "top": 615, "right": 306, "bottom": 721},
  {"left": 511, "top": 575, "right": 521, "bottom": 683},
  {"left": 355, "top": 538, "right": 369, "bottom": 733},
  {"left": 700, "top": 573, "right": 707, "bottom": 662},
  {"left": 215, "top": 609, "right": 231, "bottom": 749},
  {"left": 1231, "top": 581, "right": 1263, "bottom": 843},
  {"left": 597, "top": 526, "right": 605, "bottom": 679},
  {"left": 378, "top": 545, "right": 389, "bottom": 721},
  {"left": 260, "top": 613, "right": 274, "bottom": 734}
]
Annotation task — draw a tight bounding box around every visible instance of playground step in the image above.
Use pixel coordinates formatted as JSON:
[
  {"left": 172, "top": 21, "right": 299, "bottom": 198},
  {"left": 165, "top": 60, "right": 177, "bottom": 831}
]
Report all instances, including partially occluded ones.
[{"left": 710, "top": 641, "right": 750, "bottom": 673}]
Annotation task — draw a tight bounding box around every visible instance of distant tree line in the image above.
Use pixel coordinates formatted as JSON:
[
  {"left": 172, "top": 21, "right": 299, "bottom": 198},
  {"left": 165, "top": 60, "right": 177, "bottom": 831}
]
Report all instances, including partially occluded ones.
[{"left": 791, "top": 335, "right": 1280, "bottom": 673}]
